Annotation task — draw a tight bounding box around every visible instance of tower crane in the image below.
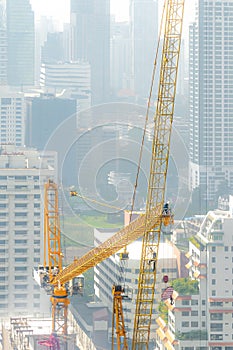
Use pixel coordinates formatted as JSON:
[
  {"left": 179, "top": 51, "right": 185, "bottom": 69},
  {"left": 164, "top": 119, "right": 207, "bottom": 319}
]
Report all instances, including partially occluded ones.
[
  {"left": 132, "top": 0, "right": 184, "bottom": 348},
  {"left": 34, "top": 0, "right": 184, "bottom": 348}
]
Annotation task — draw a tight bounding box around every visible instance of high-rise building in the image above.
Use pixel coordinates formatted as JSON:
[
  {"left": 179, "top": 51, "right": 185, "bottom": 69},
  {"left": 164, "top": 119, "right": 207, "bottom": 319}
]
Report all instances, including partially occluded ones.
[
  {"left": 0, "top": 1, "right": 7, "bottom": 85},
  {"left": 0, "top": 88, "right": 26, "bottom": 146},
  {"left": 156, "top": 197, "right": 233, "bottom": 349},
  {"left": 0, "top": 144, "right": 56, "bottom": 319},
  {"left": 110, "top": 20, "right": 132, "bottom": 96},
  {"left": 70, "top": 0, "right": 110, "bottom": 105},
  {"left": 130, "top": 0, "right": 158, "bottom": 100},
  {"left": 7, "top": 0, "right": 35, "bottom": 86},
  {"left": 189, "top": 0, "right": 233, "bottom": 207},
  {"left": 40, "top": 62, "right": 91, "bottom": 110}
]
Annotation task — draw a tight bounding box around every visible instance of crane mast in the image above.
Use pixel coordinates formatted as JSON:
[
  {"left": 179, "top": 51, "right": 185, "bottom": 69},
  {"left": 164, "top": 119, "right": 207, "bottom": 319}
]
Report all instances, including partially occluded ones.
[
  {"left": 131, "top": 1, "right": 185, "bottom": 349},
  {"left": 36, "top": 1, "right": 184, "bottom": 347}
]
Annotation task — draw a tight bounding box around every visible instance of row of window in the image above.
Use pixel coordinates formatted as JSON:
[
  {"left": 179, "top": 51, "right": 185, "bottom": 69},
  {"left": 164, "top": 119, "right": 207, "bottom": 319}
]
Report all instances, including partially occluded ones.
[
  {"left": 0, "top": 194, "right": 40, "bottom": 199},
  {"left": 0, "top": 230, "right": 40, "bottom": 235},
  {"left": 0, "top": 221, "right": 40, "bottom": 226},
  {"left": 0, "top": 176, "right": 39, "bottom": 180}
]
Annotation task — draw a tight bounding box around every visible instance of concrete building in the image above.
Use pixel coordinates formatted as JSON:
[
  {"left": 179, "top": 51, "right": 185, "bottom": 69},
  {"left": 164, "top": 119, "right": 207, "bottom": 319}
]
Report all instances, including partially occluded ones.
[
  {"left": 110, "top": 20, "right": 132, "bottom": 96},
  {"left": 7, "top": 0, "right": 35, "bottom": 86},
  {"left": 0, "top": 89, "right": 26, "bottom": 146},
  {"left": 189, "top": 0, "right": 233, "bottom": 207},
  {"left": 130, "top": 0, "right": 158, "bottom": 100},
  {"left": 40, "top": 61, "right": 91, "bottom": 110},
  {"left": 156, "top": 197, "right": 233, "bottom": 349},
  {"left": 94, "top": 227, "right": 180, "bottom": 343},
  {"left": 0, "top": 144, "right": 56, "bottom": 319},
  {"left": 0, "top": 2, "right": 7, "bottom": 86},
  {"left": 26, "top": 93, "right": 77, "bottom": 150},
  {"left": 70, "top": 0, "right": 110, "bottom": 105}
]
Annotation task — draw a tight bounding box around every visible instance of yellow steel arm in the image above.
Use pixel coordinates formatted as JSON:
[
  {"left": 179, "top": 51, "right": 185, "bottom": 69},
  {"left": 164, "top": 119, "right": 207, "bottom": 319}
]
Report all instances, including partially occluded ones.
[
  {"left": 52, "top": 206, "right": 161, "bottom": 286},
  {"left": 132, "top": 1, "right": 185, "bottom": 349}
]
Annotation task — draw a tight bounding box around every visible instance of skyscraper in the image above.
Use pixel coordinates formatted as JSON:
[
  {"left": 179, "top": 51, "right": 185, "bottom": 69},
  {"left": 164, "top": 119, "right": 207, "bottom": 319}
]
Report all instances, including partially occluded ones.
[
  {"left": 6, "top": 0, "right": 35, "bottom": 86},
  {"left": 0, "top": 1, "right": 7, "bottom": 85},
  {"left": 0, "top": 89, "right": 26, "bottom": 146},
  {"left": 130, "top": 0, "right": 158, "bottom": 100},
  {"left": 70, "top": 0, "right": 110, "bottom": 105},
  {"left": 189, "top": 0, "right": 233, "bottom": 208},
  {"left": 0, "top": 144, "right": 56, "bottom": 318}
]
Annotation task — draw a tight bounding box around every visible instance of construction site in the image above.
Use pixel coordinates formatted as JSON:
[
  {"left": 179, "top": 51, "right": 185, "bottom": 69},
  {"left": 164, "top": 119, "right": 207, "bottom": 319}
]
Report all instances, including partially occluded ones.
[{"left": 0, "top": 0, "right": 184, "bottom": 349}]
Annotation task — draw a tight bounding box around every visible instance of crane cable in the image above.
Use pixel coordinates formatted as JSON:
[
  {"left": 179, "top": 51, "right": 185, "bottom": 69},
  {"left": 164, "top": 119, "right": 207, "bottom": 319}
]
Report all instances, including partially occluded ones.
[
  {"left": 129, "top": 0, "right": 167, "bottom": 223},
  {"left": 70, "top": 190, "right": 124, "bottom": 211}
]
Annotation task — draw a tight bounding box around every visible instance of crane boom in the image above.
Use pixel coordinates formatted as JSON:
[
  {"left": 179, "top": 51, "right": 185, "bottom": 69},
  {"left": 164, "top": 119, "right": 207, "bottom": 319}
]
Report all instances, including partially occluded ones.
[
  {"left": 36, "top": 1, "right": 184, "bottom": 348},
  {"left": 52, "top": 206, "right": 161, "bottom": 286},
  {"left": 132, "top": 1, "right": 185, "bottom": 348}
]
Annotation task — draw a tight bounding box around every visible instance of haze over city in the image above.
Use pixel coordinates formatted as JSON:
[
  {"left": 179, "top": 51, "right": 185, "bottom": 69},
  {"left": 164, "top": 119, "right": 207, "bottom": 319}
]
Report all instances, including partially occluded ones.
[{"left": 0, "top": 1, "right": 232, "bottom": 349}]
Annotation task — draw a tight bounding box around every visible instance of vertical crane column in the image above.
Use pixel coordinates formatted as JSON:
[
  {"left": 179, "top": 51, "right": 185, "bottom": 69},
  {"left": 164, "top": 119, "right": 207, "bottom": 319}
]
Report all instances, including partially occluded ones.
[
  {"left": 44, "top": 181, "right": 69, "bottom": 338},
  {"left": 132, "top": 1, "right": 185, "bottom": 349}
]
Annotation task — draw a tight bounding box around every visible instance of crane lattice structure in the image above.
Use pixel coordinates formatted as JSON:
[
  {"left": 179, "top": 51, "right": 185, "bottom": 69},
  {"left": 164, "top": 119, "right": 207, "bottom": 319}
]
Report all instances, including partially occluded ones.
[
  {"left": 132, "top": 1, "right": 185, "bottom": 348},
  {"left": 35, "top": 1, "right": 185, "bottom": 349}
]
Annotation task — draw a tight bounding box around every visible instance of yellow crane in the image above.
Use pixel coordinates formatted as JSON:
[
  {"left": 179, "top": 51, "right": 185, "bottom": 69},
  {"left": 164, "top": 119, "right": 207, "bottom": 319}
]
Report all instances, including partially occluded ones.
[
  {"left": 132, "top": 1, "right": 185, "bottom": 348},
  {"left": 34, "top": 0, "right": 184, "bottom": 348}
]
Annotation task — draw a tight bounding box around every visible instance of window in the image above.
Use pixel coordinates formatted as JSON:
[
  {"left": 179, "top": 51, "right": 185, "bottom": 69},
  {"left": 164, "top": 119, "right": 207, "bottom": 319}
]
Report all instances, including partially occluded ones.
[
  {"left": 15, "top": 239, "right": 27, "bottom": 244},
  {"left": 14, "top": 248, "right": 28, "bottom": 254},
  {"left": 15, "top": 230, "right": 27, "bottom": 235},
  {"left": 15, "top": 185, "right": 27, "bottom": 190},
  {"left": 212, "top": 268, "right": 216, "bottom": 274},
  {"left": 14, "top": 303, "right": 27, "bottom": 308},
  {"left": 15, "top": 176, "right": 27, "bottom": 180},
  {"left": 182, "top": 300, "right": 189, "bottom": 306},
  {"left": 182, "top": 311, "right": 189, "bottom": 316},
  {"left": 181, "top": 321, "right": 189, "bottom": 327},
  {"left": 212, "top": 279, "right": 216, "bottom": 285},
  {"left": 15, "top": 203, "right": 27, "bottom": 208},
  {"left": 191, "top": 321, "right": 198, "bottom": 327},
  {"left": 225, "top": 246, "right": 229, "bottom": 252},
  {"left": 191, "top": 299, "right": 198, "bottom": 305},
  {"left": 191, "top": 310, "right": 198, "bottom": 316},
  {"left": 14, "top": 294, "right": 27, "bottom": 299},
  {"left": 212, "top": 246, "right": 216, "bottom": 252},
  {"left": 211, "top": 313, "right": 223, "bottom": 320},
  {"left": 15, "top": 267, "right": 27, "bottom": 272},
  {"left": 15, "top": 194, "right": 27, "bottom": 199},
  {"left": 210, "top": 323, "right": 223, "bottom": 331},
  {"left": 15, "top": 221, "right": 27, "bottom": 226},
  {"left": 202, "top": 300, "right": 206, "bottom": 305},
  {"left": 15, "top": 276, "right": 27, "bottom": 281},
  {"left": 15, "top": 257, "right": 27, "bottom": 263}
]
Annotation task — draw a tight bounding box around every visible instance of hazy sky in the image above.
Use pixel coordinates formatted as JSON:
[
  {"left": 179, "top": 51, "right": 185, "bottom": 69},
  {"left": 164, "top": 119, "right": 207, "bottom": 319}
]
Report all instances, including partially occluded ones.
[
  {"left": 30, "top": 0, "right": 195, "bottom": 32},
  {"left": 30, "top": 0, "right": 129, "bottom": 22}
]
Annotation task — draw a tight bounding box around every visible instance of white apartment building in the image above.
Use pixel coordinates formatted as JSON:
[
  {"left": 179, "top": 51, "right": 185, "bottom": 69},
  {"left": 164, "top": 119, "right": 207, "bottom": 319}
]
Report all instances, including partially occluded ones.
[
  {"left": 156, "top": 197, "right": 233, "bottom": 350},
  {"left": 0, "top": 89, "right": 26, "bottom": 146},
  {"left": 40, "top": 61, "right": 91, "bottom": 111},
  {"left": 0, "top": 144, "right": 56, "bottom": 319},
  {"left": 94, "top": 228, "right": 178, "bottom": 342}
]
